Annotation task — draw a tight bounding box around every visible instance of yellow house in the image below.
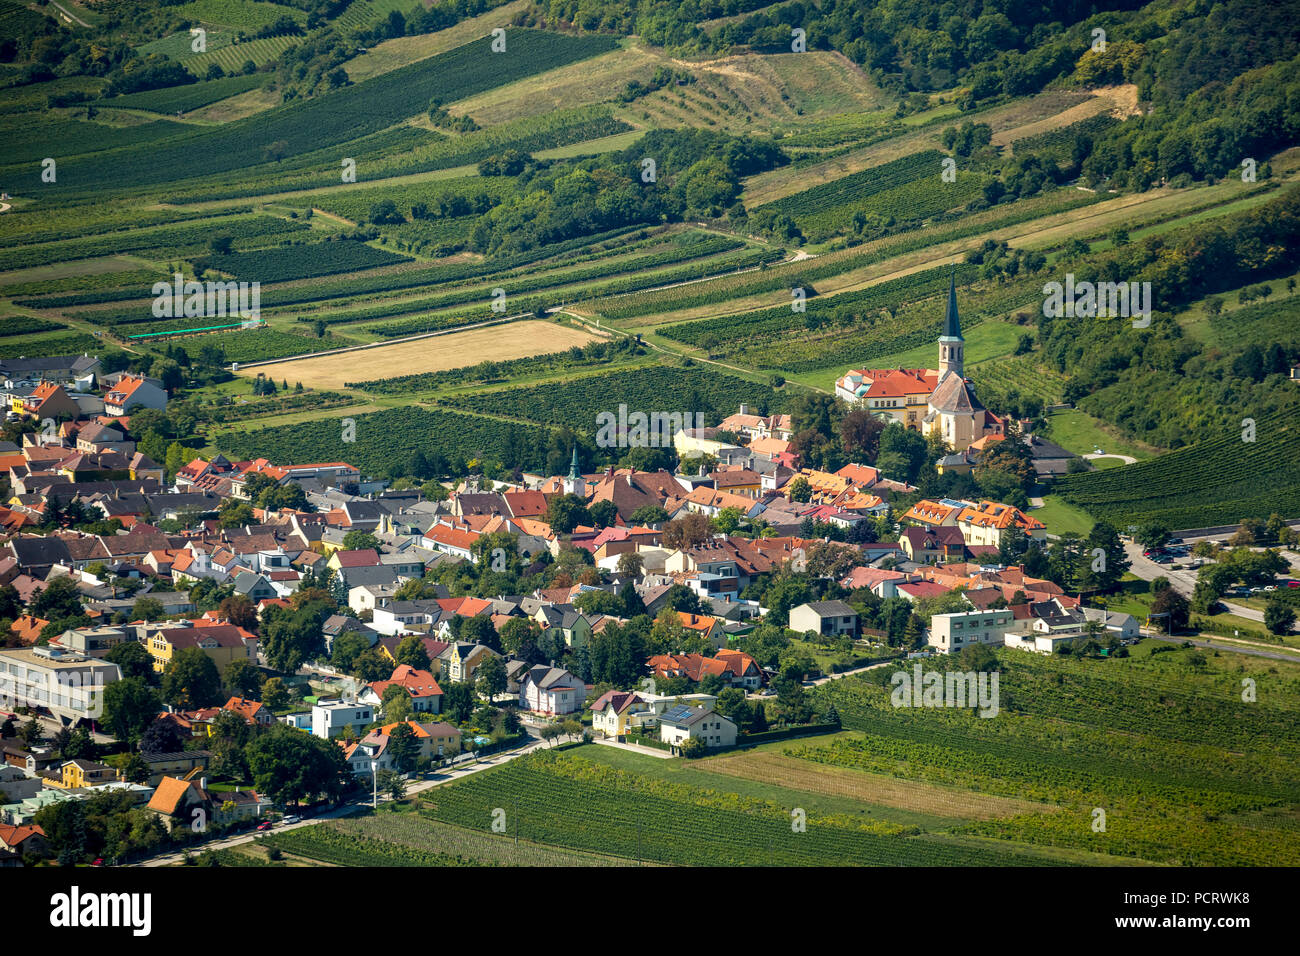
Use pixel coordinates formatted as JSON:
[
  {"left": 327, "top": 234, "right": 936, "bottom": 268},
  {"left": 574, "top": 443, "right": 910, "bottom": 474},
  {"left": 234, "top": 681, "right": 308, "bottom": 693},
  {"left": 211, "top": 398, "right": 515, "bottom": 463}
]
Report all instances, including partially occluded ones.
[
  {"left": 55, "top": 759, "right": 118, "bottom": 790},
  {"left": 590, "top": 690, "right": 653, "bottom": 738},
  {"left": 145, "top": 624, "right": 257, "bottom": 674}
]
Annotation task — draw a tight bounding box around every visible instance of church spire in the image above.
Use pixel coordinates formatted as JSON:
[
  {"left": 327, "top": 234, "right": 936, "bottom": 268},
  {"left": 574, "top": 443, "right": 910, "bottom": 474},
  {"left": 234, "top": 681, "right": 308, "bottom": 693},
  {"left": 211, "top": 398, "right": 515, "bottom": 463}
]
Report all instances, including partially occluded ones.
[
  {"left": 938, "top": 272, "right": 964, "bottom": 379},
  {"left": 567, "top": 445, "right": 580, "bottom": 481},
  {"left": 942, "top": 271, "right": 962, "bottom": 340}
]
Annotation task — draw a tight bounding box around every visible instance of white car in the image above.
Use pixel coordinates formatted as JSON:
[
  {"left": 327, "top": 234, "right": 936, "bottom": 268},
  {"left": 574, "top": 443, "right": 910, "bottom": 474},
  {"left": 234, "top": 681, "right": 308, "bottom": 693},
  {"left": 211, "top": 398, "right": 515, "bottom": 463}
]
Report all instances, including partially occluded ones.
[{"left": 282, "top": 814, "right": 302, "bottom": 824}]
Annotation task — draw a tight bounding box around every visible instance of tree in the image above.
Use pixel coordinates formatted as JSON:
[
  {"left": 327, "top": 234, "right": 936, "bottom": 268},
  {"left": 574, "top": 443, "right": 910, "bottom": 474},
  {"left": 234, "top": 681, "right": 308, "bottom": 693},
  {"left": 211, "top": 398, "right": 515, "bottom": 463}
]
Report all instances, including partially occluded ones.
[
  {"left": 662, "top": 513, "right": 713, "bottom": 550},
  {"left": 442, "top": 682, "right": 476, "bottom": 723},
  {"left": 260, "top": 677, "right": 289, "bottom": 711},
  {"left": 330, "top": 631, "right": 370, "bottom": 673},
  {"left": 1136, "top": 523, "right": 1172, "bottom": 551},
  {"left": 245, "top": 725, "right": 348, "bottom": 806},
  {"left": 394, "top": 635, "right": 431, "bottom": 670},
  {"left": 139, "top": 718, "right": 186, "bottom": 754},
  {"left": 224, "top": 658, "right": 263, "bottom": 699},
  {"left": 629, "top": 505, "right": 668, "bottom": 525},
  {"left": 476, "top": 654, "right": 507, "bottom": 702},
  {"left": 616, "top": 551, "right": 645, "bottom": 577},
  {"left": 131, "top": 597, "right": 164, "bottom": 621},
  {"left": 387, "top": 723, "right": 419, "bottom": 773},
  {"left": 1149, "top": 588, "right": 1190, "bottom": 633},
  {"left": 102, "top": 678, "right": 162, "bottom": 744},
  {"left": 342, "top": 530, "right": 379, "bottom": 551},
  {"left": 381, "top": 685, "right": 413, "bottom": 724},
  {"left": 545, "top": 494, "right": 591, "bottom": 534},
  {"left": 1264, "top": 596, "right": 1296, "bottom": 636},
  {"left": 217, "top": 595, "right": 258, "bottom": 630},
  {"left": 261, "top": 606, "right": 326, "bottom": 673},
  {"left": 353, "top": 649, "right": 392, "bottom": 682},
  {"left": 161, "top": 647, "right": 223, "bottom": 709},
  {"left": 105, "top": 640, "right": 154, "bottom": 682},
  {"left": 588, "top": 500, "right": 619, "bottom": 529},
  {"left": 786, "top": 476, "right": 812, "bottom": 502}
]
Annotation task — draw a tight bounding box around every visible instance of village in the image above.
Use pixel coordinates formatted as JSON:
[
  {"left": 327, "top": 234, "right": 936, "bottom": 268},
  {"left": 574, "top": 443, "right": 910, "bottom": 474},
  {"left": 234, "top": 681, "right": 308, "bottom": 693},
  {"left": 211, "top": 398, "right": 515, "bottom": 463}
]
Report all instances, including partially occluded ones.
[{"left": 5, "top": 302, "right": 1285, "bottom": 869}]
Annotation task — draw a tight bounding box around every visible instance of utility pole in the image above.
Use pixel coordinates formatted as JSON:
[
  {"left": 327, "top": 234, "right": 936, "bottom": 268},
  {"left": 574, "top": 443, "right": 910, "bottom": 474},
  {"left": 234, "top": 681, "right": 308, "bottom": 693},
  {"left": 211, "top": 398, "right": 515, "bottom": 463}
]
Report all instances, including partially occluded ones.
[{"left": 371, "top": 759, "right": 377, "bottom": 808}]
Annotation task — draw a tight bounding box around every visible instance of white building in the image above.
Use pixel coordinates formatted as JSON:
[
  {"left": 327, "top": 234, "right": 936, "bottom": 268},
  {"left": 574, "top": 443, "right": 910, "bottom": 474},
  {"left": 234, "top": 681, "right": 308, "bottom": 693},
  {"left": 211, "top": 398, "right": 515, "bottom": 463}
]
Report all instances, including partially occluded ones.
[
  {"left": 928, "top": 608, "right": 1019, "bottom": 654},
  {"left": 0, "top": 647, "right": 121, "bottom": 725},
  {"left": 658, "top": 703, "right": 736, "bottom": 751},
  {"left": 310, "top": 699, "right": 374, "bottom": 739},
  {"left": 519, "top": 665, "right": 585, "bottom": 716}
]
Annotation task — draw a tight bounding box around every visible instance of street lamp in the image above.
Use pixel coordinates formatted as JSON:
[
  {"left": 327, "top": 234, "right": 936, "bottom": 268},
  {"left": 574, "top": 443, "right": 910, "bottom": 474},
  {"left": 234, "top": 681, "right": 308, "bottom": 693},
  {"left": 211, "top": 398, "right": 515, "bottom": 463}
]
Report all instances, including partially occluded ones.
[{"left": 371, "top": 758, "right": 378, "bottom": 808}]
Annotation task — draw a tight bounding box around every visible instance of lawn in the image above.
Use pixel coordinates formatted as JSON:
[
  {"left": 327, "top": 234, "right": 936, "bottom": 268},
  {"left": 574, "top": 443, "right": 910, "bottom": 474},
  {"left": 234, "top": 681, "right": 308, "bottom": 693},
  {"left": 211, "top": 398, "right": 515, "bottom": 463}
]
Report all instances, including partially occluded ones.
[
  {"left": 1039, "top": 408, "right": 1158, "bottom": 459},
  {"left": 1030, "top": 494, "right": 1095, "bottom": 536}
]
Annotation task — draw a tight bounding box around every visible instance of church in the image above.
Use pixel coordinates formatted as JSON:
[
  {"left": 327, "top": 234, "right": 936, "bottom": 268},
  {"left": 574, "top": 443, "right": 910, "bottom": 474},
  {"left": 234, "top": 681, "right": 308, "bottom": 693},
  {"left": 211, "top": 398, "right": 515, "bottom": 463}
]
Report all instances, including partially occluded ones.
[{"left": 834, "top": 276, "right": 1004, "bottom": 453}]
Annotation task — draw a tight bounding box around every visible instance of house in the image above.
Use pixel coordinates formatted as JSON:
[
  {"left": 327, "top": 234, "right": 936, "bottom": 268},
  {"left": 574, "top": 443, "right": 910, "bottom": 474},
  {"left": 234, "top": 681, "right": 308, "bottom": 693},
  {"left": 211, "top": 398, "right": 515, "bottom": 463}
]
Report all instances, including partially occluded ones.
[
  {"left": 590, "top": 690, "right": 655, "bottom": 738},
  {"left": 22, "top": 381, "right": 79, "bottom": 420},
  {"left": 519, "top": 665, "right": 585, "bottom": 716},
  {"left": 135, "top": 750, "right": 212, "bottom": 787},
  {"left": 1082, "top": 607, "right": 1140, "bottom": 638},
  {"left": 223, "top": 696, "right": 275, "bottom": 726},
  {"left": 900, "top": 525, "right": 967, "bottom": 563},
  {"left": 54, "top": 759, "right": 117, "bottom": 789},
  {"left": 956, "top": 501, "right": 1047, "bottom": 547},
  {"left": 147, "top": 775, "right": 267, "bottom": 831},
  {"left": 789, "top": 600, "right": 858, "bottom": 638},
  {"left": 0, "top": 823, "right": 47, "bottom": 863},
  {"left": 310, "top": 699, "right": 374, "bottom": 739},
  {"left": 658, "top": 703, "right": 736, "bottom": 751},
  {"left": 104, "top": 374, "right": 167, "bottom": 417},
  {"left": 344, "top": 720, "right": 462, "bottom": 775},
  {"left": 646, "top": 649, "right": 764, "bottom": 690},
  {"left": 143, "top": 623, "right": 257, "bottom": 674},
  {"left": 361, "top": 664, "right": 443, "bottom": 714},
  {"left": 928, "top": 608, "right": 1018, "bottom": 654},
  {"left": 435, "top": 641, "right": 496, "bottom": 684}
]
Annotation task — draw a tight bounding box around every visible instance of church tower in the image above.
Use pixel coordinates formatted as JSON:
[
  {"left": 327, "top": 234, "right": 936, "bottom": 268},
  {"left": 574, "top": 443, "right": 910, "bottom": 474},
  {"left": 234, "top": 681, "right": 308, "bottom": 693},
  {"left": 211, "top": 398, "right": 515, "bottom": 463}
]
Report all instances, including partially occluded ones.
[{"left": 937, "top": 273, "right": 964, "bottom": 379}]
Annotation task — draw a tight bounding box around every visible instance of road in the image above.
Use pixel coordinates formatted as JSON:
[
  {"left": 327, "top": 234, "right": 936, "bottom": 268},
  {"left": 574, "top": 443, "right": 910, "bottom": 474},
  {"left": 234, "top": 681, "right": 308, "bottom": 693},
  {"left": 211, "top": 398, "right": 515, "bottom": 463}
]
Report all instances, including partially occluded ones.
[
  {"left": 134, "top": 733, "right": 555, "bottom": 867},
  {"left": 1146, "top": 634, "right": 1300, "bottom": 662}
]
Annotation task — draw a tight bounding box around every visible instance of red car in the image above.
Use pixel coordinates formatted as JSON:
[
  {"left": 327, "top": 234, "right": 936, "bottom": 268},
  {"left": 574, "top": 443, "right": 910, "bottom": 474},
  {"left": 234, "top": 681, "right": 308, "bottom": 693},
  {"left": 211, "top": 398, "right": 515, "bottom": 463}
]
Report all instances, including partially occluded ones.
[
  {"left": 256, "top": 821, "right": 273, "bottom": 831},
  {"left": 91, "top": 858, "right": 104, "bottom": 867}
]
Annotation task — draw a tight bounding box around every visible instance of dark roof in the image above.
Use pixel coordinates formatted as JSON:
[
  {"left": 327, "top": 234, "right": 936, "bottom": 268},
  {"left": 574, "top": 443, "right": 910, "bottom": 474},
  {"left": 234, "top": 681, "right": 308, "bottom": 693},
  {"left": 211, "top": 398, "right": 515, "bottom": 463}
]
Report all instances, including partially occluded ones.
[{"left": 941, "top": 273, "right": 962, "bottom": 340}]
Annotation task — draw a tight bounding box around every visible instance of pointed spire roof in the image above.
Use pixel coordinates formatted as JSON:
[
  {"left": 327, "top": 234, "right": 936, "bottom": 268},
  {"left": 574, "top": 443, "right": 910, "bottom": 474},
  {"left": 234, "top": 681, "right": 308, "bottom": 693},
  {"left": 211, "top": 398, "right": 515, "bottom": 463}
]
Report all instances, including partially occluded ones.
[
  {"left": 567, "top": 447, "right": 581, "bottom": 481},
  {"left": 941, "top": 272, "right": 962, "bottom": 340}
]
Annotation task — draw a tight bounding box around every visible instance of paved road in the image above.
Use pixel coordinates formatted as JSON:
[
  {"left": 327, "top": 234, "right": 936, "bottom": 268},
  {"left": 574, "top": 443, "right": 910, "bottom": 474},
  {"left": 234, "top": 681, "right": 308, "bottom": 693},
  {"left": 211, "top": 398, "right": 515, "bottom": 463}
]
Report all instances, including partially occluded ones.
[
  {"left": 1146, "top": 633, "right": 1300, "bottom": 662},
  {"left": 134, "top": 734, "right": 552, "bottom": 867},
  {"left": 1083, "top": 452, "right": 1138, "bottom": 465}
]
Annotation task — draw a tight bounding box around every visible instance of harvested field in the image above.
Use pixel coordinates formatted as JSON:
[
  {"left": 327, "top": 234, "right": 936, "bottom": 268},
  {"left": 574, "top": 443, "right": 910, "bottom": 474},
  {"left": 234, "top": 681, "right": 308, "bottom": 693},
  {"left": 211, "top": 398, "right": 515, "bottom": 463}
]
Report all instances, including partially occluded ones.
[
  {"left": 237, "top": 319, "right": 601, "bottom": 389},
  {"left": 702, "top": 750, "right": 1051, "bottom": 821}
]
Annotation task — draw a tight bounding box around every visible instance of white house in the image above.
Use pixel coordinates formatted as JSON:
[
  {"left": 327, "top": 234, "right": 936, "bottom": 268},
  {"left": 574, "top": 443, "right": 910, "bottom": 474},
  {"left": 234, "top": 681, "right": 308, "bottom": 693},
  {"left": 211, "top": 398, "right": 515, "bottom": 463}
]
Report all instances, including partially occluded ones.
[
  {"left": 310, "top": 699, "right": 374, "bottom": 739},
  {"left": 658, "top": 703, "right": 736, "bottom": 751},
  {"left": 928, "top": 608, "right": 1019, "bottom": 654},
  {"left": 519, "top": 665, "right": 585, "bottom": 716},
  {"left": 788, "top": 600, "right": 858, "bottom": 637}
]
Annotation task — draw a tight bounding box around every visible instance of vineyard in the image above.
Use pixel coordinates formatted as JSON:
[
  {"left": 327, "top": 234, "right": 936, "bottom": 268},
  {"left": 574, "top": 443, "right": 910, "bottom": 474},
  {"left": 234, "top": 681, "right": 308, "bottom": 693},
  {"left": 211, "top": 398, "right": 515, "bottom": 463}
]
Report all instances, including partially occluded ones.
[
  {"left": 108, "top": 74, "right": 266, "bottom": 114},
  {"left": 193, "top": 239, "right": 411, "bottom": 283},
  {"left": 216, "top": 405, "right": 556, "bottom": 473},
  {"left": 1055, "top": 411, "right": 1300, "bottom": 528},
  {"left": 1, "top": 31, "right": 620, "bottom": 195},
  {"left": 419, "top": 750, "right": 1060, "bottom": 866},
  {"left": 262, "top": 812, "right": 648, "bottom": 867},
  {"left": 802, "top": 649, "right": 1300, "bottom": 865},
  {"left": 656, "top": 262, "right": 983, "bottom": 352},
  {"left": 450, "top": 365, "right": 788, "bottom": 429}
]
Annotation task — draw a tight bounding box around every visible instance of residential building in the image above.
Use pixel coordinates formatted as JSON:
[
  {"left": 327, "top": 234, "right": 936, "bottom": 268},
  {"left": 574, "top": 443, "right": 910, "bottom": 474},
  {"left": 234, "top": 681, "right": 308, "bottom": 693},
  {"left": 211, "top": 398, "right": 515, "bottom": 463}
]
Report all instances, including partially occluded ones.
[
  {"left": 658, "top": 704, "right": 736, "bottom": 751},
  {"left": 928, "top": 608, "right": 1018, "bottom": 654},
  {"left": 789, "top": 600, "right": 859, "bottom": 638},
  {"left": 519, "top": 665, "right": 585, "bottom": 716},
  {"left": 310, "top": 699, "right": 374, "bottom": 739},
  {"left": 0, "top": 646, "right": 121, "bottom": 725}
]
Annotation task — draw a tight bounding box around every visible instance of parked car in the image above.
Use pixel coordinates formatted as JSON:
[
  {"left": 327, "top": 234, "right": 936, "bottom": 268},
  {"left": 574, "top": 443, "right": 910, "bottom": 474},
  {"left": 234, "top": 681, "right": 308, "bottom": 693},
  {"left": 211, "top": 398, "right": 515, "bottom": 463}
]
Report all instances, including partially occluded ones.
[
  {"left": 1288, "top": 581, "right": 1300, "bottom": 589},
  {"left": 283, "top": 814, "right": 301, "bottom": 824},
  {"left": 257, "top": 821, "right": 273, "bottom": 831}
]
